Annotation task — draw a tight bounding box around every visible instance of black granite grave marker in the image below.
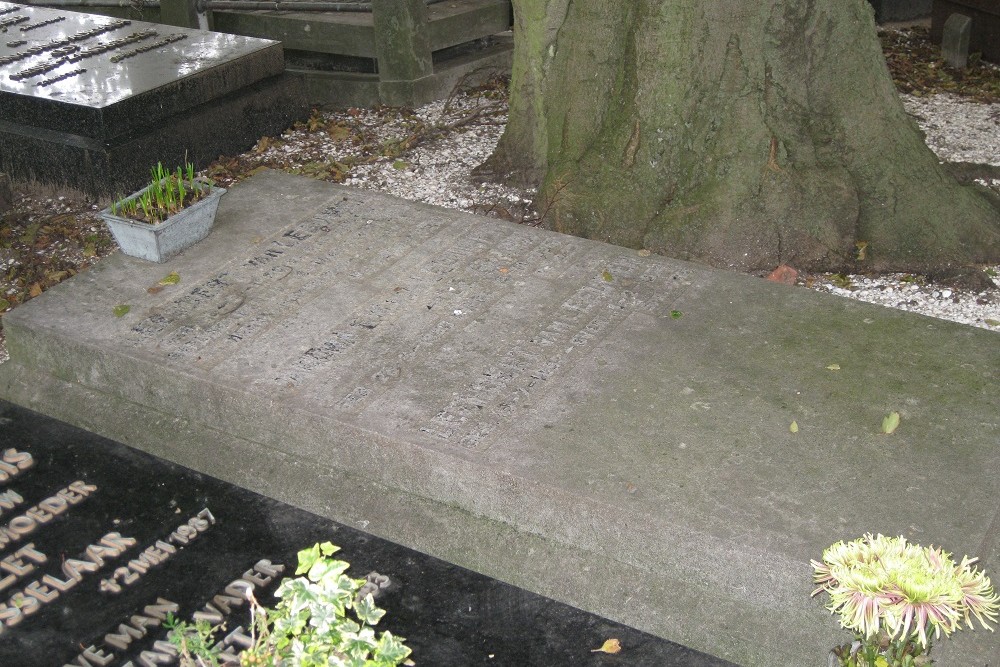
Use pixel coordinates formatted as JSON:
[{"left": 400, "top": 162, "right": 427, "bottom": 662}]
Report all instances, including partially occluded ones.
[
  {"left": 0, "top": 400, "right": 734, "bottom": 667},
  {"left": 0, "top": 2, "right": 307, "bottom": 196}
]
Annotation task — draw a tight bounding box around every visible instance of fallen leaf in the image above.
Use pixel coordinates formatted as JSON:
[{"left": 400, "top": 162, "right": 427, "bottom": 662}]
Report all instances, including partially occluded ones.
[
  {"left": 113, "top": 304, "right": 131, "bottom": 318},
  {"left": 602, "top": 270, "right": 613, "bottom": 282},
  {"left": 790, "top": 421, "right": 799, "bottom": 433},
  {"left": 159, "top": 271, "right": 181, "bottom": 286},
  {"left": 0, "top": 299, "right": 9, "bottom": 311},
  {"left": 831, "top": 273, "right": 852, "bottom": 289},
  {"left": 637, "top": 249, "right": 651, "bottom": 257},
  {"left": 766, "top": 264, "right": 798, "bottom": 285},
  {"left": 592, "top": 638, "right": 622, "bottom": 654},
  {"left": 670, "top": 310, "right": 683, "bottom": 319},
  {"left": 327, "top": 123, "right": 351, "bottom": 141},
  {"left": 855, "top": 241, "right": 869, "bottom": 261},
  {"left": 882, "top": 411, "right": 901, "bottom": 435},
  {"left": 499, "top": 267, "right": 510, "bottom": 274},
  {"left": 392, "top": 160, "right": 409, "bottom": 170},
  {"left": 625, "top": 482, "right": 637, "bottom": 494},
  {"left": 29, "top": 283, "right": 42, "bottom": 298},
  {"left": 147, "top": 285, "right": 165, "bottom": 295},
  {"left": 826, "top": 364, "right": 841, "bottom": 371},
  {"left": 985, "top": 319, "right": 1000, "bottom": 327}
]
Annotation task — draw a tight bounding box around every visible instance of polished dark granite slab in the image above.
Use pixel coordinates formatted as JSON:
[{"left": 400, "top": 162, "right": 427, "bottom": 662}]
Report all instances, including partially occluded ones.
[
  {"left": 0, "top": 400, "right": 735, "bottom": 666},
  {"left": 0, "top": 2, "right": 306, "bottom": 194},
  {"left": 0, "top": 1, "right": 283, "bottom": 138}
]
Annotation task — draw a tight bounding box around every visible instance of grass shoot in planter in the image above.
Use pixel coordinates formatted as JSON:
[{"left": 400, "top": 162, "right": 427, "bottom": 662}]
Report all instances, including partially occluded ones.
[{"left": 111, "top": 162, "right": 212, "bottom": 225}]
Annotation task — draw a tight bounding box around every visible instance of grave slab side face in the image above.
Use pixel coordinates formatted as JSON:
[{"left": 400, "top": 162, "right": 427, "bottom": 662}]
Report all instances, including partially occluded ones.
[{"left": 1, "top": 172, "right": 998, "bottom": 666}]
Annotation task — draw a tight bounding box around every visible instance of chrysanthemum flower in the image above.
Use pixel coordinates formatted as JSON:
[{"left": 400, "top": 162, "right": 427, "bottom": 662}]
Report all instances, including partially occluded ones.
[{"left": 812, "top": 534, "right": 999, "bottom": 650}]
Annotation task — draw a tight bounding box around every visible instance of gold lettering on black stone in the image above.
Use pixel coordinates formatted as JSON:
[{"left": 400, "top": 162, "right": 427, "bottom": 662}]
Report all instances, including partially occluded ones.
[
  {"left": 103, "top": 622, "right": 147, "bottom": 651},
  {"left": 62, "top": 557, "right": 100, "bottom": 581},
  {"left": 78, "top": 644, "right": 114, "bottom": 666},
  {"left": 0, "top": 543, "right": 46, "bottom": 592},
  {"left": 137, "top": 642, "right": 176, "bottom": 666},
  {"left": 0, "top": 489, "right": 24, "bottom": 513},
  {"left": 100, "top": 510, "right": 214, "bottom": 594},
  {"left": 1, "top": 532, "right": 134, "bottom": 631},
  {"left": 142, "top": 598, "right": 180, "bottom": 620},
  {"left": 0, "top": 448, "right": 33, "bottom": 481},
  {"left": 23, "top": 580, "right": 57, "bottom": 603},
  {"left": 0, "top": 480, "right": 96, "bottom": 549}
]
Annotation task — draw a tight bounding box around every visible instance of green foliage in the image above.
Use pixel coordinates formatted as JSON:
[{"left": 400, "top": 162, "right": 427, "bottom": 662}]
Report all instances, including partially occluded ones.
[
  {"left": 165, "top": 542, "right": 412, "bottom": 667},
  {"left": 164, "top": 614, "right": 223, "bottom": 667},
  {"left": 110, "top": 161, "right": 213, "bottom": 225},
  {"left": 831, "top": 632, "right": 931, "bottom": 667}
]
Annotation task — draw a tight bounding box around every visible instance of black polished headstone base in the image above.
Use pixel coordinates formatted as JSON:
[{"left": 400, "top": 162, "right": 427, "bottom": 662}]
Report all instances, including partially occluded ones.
[
  {"left": 867, "top": 0, "right": 931, "bottom": 22},
  {"left": 0, "top": 73, "right": 306, "bottom": 197},
  {"left": 0, "top": 2, "right": 308, "bottom": 196},
  {"left": 0, "top": 401, "right": 735, "bottom": 667}
]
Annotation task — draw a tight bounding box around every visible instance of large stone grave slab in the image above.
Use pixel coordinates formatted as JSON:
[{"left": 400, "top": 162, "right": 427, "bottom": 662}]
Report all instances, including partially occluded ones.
[
  {"left": 0, "top": 400, "right": 729, "bottom": 666},
  {"left": 0, "top": 171, "right": 998, "bottom": 666},
  {"left": 0, "top": 2, "right": 307, "bottom": 195}
]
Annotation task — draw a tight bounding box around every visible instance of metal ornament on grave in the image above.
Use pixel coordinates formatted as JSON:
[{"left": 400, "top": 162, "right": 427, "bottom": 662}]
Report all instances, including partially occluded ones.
[{"left": 0, "top": 1, "right": 306, "bottom": 194}]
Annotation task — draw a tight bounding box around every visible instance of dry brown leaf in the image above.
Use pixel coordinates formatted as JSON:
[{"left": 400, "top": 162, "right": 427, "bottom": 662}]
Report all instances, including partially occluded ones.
[{"left": 591, "top": 638, "right": 622, "bottom": 654}]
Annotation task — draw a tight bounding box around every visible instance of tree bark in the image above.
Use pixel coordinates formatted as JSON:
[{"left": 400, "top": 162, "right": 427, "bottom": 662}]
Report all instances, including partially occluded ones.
[{"left": 483, "top": 0, "right": 1000, "bottom": 272}]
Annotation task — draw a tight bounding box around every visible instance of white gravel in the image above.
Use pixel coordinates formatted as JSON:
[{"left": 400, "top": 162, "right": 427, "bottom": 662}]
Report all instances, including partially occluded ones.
[
  {"left": 807, "top": 94, "right": 1000, "bottom": 331},
  {"left": 902, "top": 93, "right": 1000, "bottom": 169}
]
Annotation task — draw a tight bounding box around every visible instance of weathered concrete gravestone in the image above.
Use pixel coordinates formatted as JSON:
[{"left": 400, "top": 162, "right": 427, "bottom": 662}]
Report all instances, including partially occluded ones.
[
  {"left": 1, "top": 172, "right": 997, "bottom": 666},
  {"left": 942, "top": 12, "right": 973, "bottom": 68},
  {"left": 0, "top": 2, "right": 307, "bottom": 195}
]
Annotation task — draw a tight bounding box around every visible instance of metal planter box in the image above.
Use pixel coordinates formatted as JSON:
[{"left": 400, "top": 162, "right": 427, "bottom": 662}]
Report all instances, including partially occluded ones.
[{"left": 100, "top": 184, "right": 226, "bottom": 263}]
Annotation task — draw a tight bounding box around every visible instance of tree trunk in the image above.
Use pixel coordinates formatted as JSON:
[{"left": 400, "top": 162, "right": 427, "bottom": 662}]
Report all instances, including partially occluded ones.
[{"left": 483, "top": 0, "right": 1000, "bottom": 272}]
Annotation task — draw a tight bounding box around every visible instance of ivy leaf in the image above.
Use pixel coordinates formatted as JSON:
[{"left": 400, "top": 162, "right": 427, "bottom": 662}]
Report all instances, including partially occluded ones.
[
  {"left": 296, "top": 543, "right": 322, "bottom": 575},
  {"left": 374, "top": 631, "right": 412, "bottom": 662},
  {"left": 355, "top": 593, "right": 387, "bottom": 626},
  {"left": 113, "top": 304, "right": 130, "bottom": 318},
  {"left": 882, "top": 411, "right": 901, "bottom": 434},
  {"left": 670, "top": 310, "right": 683, "bottom": 319},
  {"left": 591, "top": 638, "right": 622, "bottom": 654}
]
